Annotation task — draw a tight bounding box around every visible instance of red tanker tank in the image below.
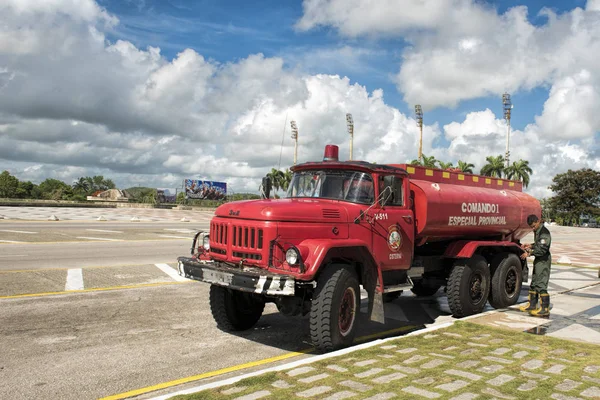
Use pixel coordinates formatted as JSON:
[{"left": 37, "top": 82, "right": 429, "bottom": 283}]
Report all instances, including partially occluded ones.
[{"left": 393, "top": 164, "right": 540, "bottom": 243}]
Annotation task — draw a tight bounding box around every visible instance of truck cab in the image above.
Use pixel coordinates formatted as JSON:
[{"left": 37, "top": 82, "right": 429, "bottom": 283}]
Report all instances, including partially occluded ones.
[{"left": 178, "top": 144, "right": 538, "bottom": 352}]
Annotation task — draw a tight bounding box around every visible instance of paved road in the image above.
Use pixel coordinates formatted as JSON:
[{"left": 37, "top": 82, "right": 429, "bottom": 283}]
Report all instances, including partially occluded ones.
[{"left": 0, "top": 241, "right": 191, "bottom": 271}]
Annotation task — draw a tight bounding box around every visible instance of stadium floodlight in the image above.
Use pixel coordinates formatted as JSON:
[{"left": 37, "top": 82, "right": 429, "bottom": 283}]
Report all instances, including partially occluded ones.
[
  {"left": 502, "top": 93, "right": 512, "bottom": 168},
  {"left": 290, "top": 120, "right": 299, "bottom": 165},
  {"left": 346, "top": 113, "right": 354, "bottom": 160},
  {"left": 415, "top": 105, "right": 424, "bottom": 161}
]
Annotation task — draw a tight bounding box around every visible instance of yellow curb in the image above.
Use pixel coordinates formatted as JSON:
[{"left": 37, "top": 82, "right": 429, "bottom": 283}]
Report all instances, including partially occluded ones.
[{"left": 98, "top": 350, "right": 311, "bottom": 400}]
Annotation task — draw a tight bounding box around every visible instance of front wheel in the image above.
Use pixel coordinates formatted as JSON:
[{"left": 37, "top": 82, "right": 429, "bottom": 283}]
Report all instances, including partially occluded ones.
[
  {"left": 310, "top": 266, "right": 360, "bottom": 352},
  {"left": 489, "top": 253, "right": 523, "bottom": 309},
  {"left": 209, "top": 285, "right": 265, "bottom": 331},
  {"left": 447, "top": 256, "right": 491, "bottom": 318}
]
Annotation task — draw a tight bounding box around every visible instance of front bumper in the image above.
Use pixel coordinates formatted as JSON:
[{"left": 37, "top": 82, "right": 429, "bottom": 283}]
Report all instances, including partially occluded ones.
[{"left": 177, "top": 257, "right": 296, "bottom": 296}]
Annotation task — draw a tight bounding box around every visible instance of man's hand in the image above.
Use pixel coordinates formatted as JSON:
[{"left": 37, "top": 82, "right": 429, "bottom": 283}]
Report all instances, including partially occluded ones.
[
  {"left": 520, "top": 252, "right": 529, "bottom": 260},
  {"left": 521, "top": 243, "right": 532, "bottom": 250}
]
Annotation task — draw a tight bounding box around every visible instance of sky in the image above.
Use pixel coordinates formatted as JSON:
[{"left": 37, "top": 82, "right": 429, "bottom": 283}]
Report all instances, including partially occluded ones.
[{"left": 1, "top": 0, "right": 599, "bottom": 199}]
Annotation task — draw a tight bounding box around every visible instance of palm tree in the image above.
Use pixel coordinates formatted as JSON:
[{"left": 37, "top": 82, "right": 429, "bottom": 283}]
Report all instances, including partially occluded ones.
[
  {"left": 437, "top": 161, "right": 453, "bottom": 170},
  {"left": 72, "top": 177, "right": 90, "bottom": 193},
  {"left": 457, "top": 160, "right": 475, "bottom": 174},
  {"left": 410, "top": 154, "right": 437, "bottom": 168},
  {"left": 480, "top": 155, "right": 505, "bottom": 178},
  {"left": 505, "top": 159, "right": 533, "bottom": 188},
  {"left": 267, "top": 168, "right": 285, "bottom": 193},
  {"left": 281, "top": 169, "right": 293, "bottom": 192}
]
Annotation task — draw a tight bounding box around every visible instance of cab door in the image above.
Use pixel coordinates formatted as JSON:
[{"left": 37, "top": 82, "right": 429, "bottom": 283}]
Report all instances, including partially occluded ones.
[{"left": 371, "top": 175, "right": 414, "bottom": 271}]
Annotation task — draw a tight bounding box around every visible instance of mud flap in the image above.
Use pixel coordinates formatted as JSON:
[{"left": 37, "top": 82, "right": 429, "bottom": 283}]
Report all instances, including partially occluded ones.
[{"left": 370, "top": 291, "right": 385, "bottom": 323}]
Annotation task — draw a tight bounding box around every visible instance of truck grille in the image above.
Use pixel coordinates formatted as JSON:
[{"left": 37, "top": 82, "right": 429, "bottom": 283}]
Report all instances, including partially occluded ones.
[
  {"left": 210, "top": 221, "right": 264, "bottom": 262},
  {"left": 211, "top": 222, "right": 228, "bottom": 245},
  {"left": 232, "top": 225, "right": 264, "bottom": 250}
]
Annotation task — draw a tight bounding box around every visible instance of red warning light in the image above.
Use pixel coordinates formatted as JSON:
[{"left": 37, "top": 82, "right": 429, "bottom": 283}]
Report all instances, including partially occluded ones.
[{"left": 323, "top": 145, "right": 339, "bottom": 162}]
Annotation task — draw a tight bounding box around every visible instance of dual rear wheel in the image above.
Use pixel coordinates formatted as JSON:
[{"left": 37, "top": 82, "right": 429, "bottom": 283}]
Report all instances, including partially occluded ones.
[{"left": 447, "top": 253, "right": 523, "bottom": 317}]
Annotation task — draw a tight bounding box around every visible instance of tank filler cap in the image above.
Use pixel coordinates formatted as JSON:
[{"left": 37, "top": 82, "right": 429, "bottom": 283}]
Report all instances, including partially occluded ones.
[
  {"left": 431, "top": 183, "right": 440, "bottom": 191},
  {"left": 323, "top": 145, "right": 339, "bottom": 161},
  {"left": 500, "top": 190, "right": 507, "bottom": 196}
]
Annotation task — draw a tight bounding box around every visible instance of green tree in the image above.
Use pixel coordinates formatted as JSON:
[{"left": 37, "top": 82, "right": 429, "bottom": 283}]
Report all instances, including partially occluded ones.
[
  {"left": 281, "top": 169, "right": 293, "bottom": 192},
  {"left": 548, "top": 168, "right": 600, "bottom": 226},
  {"left": 16, "top": 180, "right": 37, "bottom": 199},
  {"left": 480, "top": 155, "right": 505, "bottom": 178},
  {"left": 410, "top": 154, "right": 437, "bottom": 168},
  {"left": 0, "top": 171, "right": 19, "bottom": 198},
  {"left": 505, "top": 159, "right": 533, "bottom": 188},
  {"left": 72, "top": 177, "right": 90, "bottom": 194},
  {"left": 457, "top": 160, "right": 475, "bottom": 174},
  {"left": 38, "top": 178, "right": 72, "bottom": 200},
  {"left": 267, "top": 168, "right": 286, "bottom": 194},
  {"left": 176, "top": 192, "right": 186, "bottom": 204},
  {"left": 437, "top": 161, "right": 453, "bottom": 170}
]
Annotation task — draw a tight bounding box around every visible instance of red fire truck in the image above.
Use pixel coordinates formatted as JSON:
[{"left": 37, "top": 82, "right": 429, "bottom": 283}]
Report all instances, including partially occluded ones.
[{"left": 177, "top": 145, "right": 540, "bottom": 351}]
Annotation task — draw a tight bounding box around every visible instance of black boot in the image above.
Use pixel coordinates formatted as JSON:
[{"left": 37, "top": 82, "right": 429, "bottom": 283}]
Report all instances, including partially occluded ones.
[
  {"left": 519, "top": 291, "right": 538, "bottom": 312},
  {"left": 530, "top": 293, "right": 550, "bottom": 317}
]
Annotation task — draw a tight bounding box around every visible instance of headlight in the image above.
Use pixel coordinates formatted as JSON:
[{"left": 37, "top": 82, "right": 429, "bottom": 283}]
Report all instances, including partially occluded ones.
[
  {"left": 202, "top": 235, "right": 210, "bottom": 251},
  {"left": 285, "top": 247, "right": 299, "bottom": 265}
]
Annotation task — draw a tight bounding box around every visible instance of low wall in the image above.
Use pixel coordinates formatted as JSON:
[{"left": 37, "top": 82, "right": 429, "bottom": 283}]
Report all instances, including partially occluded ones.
[{"left": 0, "top": 199, "right": 212, "bottom": 210}]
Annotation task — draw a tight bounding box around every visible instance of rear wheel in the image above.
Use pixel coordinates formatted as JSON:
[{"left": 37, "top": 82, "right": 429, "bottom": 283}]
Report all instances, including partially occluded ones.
[
  {"left": 411, "top": 280, "right": 441, "bottom": 297},
  {"left": 310, "top": 265, "right": 360, "bottom": 352},
  {"left": 489, "top": 253, "right": 523, "bottom": 309},
  {"left": 209, "top": 285, "right": 265, "bottom": 331},
  {"left": 447, "top": 256, "right": 490, "bottom": 317}
]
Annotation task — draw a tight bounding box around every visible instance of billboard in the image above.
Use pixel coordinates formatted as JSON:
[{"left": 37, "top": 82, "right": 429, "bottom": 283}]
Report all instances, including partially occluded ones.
[
  {"left": 157, "top": 188, "right": 177, "bottom": 203},
  {"left": 185, "top": 179, "right": 227, "bottom": 200}
]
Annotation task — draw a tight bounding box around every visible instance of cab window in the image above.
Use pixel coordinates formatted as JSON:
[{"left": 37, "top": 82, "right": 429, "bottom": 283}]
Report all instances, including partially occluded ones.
[{"left": 380, "top": 175, "right": 404, "bottom": 206}]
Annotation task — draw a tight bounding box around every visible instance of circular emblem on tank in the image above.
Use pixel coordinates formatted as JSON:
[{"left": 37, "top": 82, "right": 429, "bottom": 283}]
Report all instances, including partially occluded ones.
[{"left": 387, "top": 225, "right": 402, "bottom": 252}]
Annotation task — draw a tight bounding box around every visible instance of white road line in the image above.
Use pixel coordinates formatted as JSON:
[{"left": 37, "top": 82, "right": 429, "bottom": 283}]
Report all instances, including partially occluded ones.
[
  {"left": 0, "top": 240, "right": 25, "bottom": 243},
  {"left": 65, "top": 268, "right": 84, "bottom": 291},
  {"left": 163, "top": 228, "right": 196, "bottom": 233},
  {"left": 76, "top": 236, "right": 123, "bottom": 241},
  {"left": 0, "top": 230, "right": 38, "bottom": 234},
  {"left": 0, "top": 254, "right": 27, "bottom": 257},
  {"left": 154, "top": 263, "right": 188, "bottom": 282},
  {"left": 159, "top": 235, "right": 193, "bottom": 240},
  {"left": 85, "top": 229, "right": 124, "bottom": 234}
]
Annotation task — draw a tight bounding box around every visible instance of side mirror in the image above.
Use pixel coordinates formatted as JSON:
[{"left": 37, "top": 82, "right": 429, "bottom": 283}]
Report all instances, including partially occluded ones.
[{"left": 261, "top": 177, "right": 272, "bottom": 199}]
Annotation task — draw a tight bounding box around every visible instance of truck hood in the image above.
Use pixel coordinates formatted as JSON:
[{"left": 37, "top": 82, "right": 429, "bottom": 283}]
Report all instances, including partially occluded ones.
[{"left": 216, "top": 199, "right": 350, "bottom": 223}]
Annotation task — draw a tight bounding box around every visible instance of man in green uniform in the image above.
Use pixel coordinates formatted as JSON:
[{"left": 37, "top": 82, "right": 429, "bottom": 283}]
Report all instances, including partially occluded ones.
[{"left": 519, "top": 214, "right": 552, "bottom": 317}]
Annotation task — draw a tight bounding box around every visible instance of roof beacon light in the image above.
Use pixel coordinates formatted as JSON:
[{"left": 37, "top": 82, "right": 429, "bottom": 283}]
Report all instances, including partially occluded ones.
[{"left": 323, "top": 144, "right": 339, "bottom": 162}]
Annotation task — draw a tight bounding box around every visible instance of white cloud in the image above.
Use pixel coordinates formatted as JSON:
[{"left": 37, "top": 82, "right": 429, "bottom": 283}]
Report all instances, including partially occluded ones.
[
  {"left": 296, "top": 0, "right": 492, "bottom": 37},
  {"left": 535, "top": 70, "right": 600, "bottom": 140}
]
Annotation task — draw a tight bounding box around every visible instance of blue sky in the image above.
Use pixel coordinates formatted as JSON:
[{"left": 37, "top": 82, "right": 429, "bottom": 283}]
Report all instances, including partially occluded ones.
[{"left": 100, "top": 0, "right": 580, "bottom": 132}]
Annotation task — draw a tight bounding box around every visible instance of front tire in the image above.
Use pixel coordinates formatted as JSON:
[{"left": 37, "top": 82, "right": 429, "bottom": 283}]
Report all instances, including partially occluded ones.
[
  {"left": 489, "top": 253, "right": 523, "bottom": 309},
  {"left": 209, "top": 285, "right": 265, "bottom": 331},
  {"left": 447, "top": 256, "right": 491, "bottom": 317},
  {"left": 310, "top": 266, "right": 360, "bottom": 352}
]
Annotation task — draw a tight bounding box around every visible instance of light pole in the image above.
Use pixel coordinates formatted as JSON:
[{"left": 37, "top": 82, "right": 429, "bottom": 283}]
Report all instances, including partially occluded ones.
[
  {"left": 346, "top": 113, "right": 354, "bottom": 160},
  {"left": 415, "top": 105, "right": 423, "bottom": 162},
  {"left": 502, "top": 93, "right": 513, "bottom": 168},
  {"left": 290, "top": 120, "right": 299, "bottom": 165}
]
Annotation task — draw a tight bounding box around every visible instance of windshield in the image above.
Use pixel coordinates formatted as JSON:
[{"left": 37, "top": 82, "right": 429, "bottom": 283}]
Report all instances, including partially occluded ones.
[{"left": 286, "top": 170, "right": 374, "bottom": 204}]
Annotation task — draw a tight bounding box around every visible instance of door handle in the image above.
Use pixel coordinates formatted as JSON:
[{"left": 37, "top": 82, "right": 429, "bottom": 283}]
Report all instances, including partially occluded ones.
[{"left": 402, "top": 215, "right": 413, "bottom": 224}]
